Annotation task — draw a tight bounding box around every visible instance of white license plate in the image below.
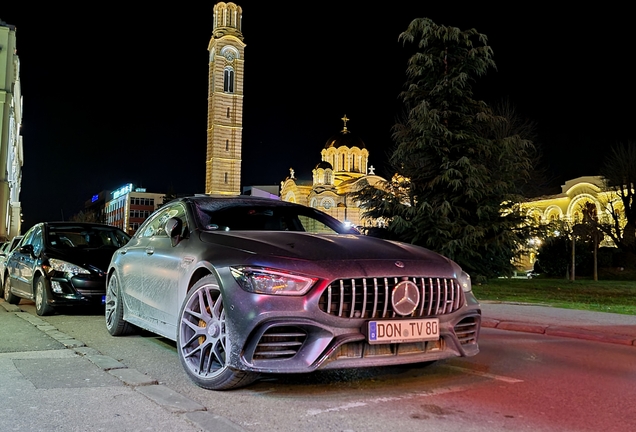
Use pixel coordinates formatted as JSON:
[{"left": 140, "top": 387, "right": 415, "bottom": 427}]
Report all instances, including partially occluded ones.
[{"left": 368, "top": 318, "right": 439, "bottom": 344}]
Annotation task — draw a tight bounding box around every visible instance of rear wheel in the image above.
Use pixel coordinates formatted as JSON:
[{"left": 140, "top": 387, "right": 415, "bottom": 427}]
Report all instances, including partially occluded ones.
[
  {"left": 35, "top": 277, "right": 54, "bottom": 316},
  {"left": 105, "top": 274, "right": 135, "bottom": 336},
  {"left": 177, "top": 275, "right": 257, "bottom": 390},
  {"left": 3, "top": 274, "right": 20, "bottom": 305}
]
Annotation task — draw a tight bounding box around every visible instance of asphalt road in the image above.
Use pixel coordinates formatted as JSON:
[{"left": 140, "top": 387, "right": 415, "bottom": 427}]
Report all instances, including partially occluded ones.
[{"left": 2, "top": 300, "right": 636, "bottom": 432}]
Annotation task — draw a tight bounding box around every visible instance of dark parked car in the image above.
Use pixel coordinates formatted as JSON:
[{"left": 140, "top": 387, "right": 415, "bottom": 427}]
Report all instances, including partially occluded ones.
[
  {"left": 0, "top": 235, "right": 23, "bottom": 297},
  {"left": 3, "top": 222, "right": 130, "bottom": 315},
  {"left": 106, "top": 196, "right": 481, "bottom": 390}
]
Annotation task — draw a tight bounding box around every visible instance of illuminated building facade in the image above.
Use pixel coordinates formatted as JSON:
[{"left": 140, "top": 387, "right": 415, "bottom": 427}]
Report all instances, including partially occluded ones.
[
  {"left": 520, "top": 176, "right": 623, "bottom": 270},
  {"left": 522, "top": 176, "right": 617, "bottom": 225},
  {"left": 206, "top": 2, "right": 245, "bottom": 196},
  {"left": 280, "top": 116, "right": 386, "bottom": 228},
  {"left": 104, "top": 184, "right": 164, "bottom": 235},
  {"left": 0, "top": 20, "right": 23, "bottom": 242}
]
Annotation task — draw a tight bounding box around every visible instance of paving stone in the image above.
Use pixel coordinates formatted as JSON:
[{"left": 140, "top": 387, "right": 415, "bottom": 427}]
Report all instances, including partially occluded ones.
[
  {"left": 185, "top": 411, "right": 247, "bottom": 432},
  {"left": 74, "top": 346, "right": 102, "bottom": 357},
  {"left": 109, "top": 368, "right": 158, "bottom": 386},
  {"left": 86, "top": 354, "right": 127, "bottom": 370},
  {"left": 137, "top": 384, "right": 206, "bottom": 413}
]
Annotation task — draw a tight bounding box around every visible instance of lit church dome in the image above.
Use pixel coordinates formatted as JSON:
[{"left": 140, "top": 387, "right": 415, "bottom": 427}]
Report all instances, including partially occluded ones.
[
  {"left": 321, "top": 115, "right": 369, "bottom": 174},
  {"left": 324, "top": 115, "right": 366, "bottom": 150},
  {"left": 324, "top": 130, "right": 366, "bottom": 150},
  {"left": 315, "top": 160, "right": 333, "bottom": 170}
]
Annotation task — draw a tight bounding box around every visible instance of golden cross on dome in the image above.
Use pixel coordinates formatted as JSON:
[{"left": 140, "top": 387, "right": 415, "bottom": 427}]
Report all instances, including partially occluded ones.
[{"left": 341, "top": 114, "right": 350, "bottom": 133}]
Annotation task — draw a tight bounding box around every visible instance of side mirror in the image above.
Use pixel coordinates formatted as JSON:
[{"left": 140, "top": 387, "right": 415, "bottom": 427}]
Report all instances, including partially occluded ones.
[
  {"left": 20, "top": 244, "right": 34, "bottom": 256},
  {"left": 165, "top": 217, "right": 183, "bottom": 247}
]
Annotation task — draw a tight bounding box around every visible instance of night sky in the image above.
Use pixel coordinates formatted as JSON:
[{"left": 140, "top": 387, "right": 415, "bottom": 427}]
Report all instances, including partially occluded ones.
[{"left": 2, "top": 2, "right": 634, "bottom": 231}]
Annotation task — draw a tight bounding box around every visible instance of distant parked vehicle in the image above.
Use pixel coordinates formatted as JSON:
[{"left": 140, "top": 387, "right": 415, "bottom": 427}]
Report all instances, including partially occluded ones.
[
  {"left": 0, "top": 235, "right": 23, "bottom": 298},
  {"left": 3, "top": 222, "right": 130, "bottom": 315}
]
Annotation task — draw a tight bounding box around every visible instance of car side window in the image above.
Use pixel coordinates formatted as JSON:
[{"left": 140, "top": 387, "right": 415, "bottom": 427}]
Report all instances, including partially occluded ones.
[
  {"left": 141, "top": 204, "right": 186, "bottom": 238},
  {"left": 20, "top": 226, "right": 44, "bottom": 255},
  {"left": 297, "top": 215, "right": 338, "bottom": 234},
  {"left": 31, "top": 227, "right": 44, "bottom": 256}
]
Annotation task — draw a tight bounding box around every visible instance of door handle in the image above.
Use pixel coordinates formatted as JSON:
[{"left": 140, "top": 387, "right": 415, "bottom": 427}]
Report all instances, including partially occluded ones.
[{"left": 145, "top": 247, "right": 154, "bottom": 255}]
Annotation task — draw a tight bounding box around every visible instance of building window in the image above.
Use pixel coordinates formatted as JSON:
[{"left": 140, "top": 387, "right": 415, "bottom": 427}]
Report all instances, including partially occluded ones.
[
  {"left": 130, "top": 198, "right": 155, "bottom": 206},
  {"left": 224, "top": 68, "right": 235, "bottom": 93},
  {"left": 225, "top": 172, "right": 228, "bottom": 183},
  {"left": 226, "top": 139, "right": 229, "bottom": 151},
  {"left": 227, "top": 107, "right": 230, "bottom": 118}
]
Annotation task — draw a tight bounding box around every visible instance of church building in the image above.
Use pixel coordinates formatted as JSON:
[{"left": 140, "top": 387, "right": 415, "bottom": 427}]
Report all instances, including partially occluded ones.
[{"left": 280, "top": 116, "right": 386, "bottom": 228}]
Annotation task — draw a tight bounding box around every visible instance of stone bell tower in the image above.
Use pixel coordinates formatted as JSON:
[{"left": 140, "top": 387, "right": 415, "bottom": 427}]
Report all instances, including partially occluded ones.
[{"left": 206, "top": 2, "right": 245, "bottom": 195}]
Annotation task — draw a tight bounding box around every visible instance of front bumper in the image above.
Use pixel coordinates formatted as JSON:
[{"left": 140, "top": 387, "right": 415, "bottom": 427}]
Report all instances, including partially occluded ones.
[
  {"left": 221, "top": 277, "right": 481, "bottom": 374},
  {"left": 46, "top": 275, "right": 106, "bottom": 307}
]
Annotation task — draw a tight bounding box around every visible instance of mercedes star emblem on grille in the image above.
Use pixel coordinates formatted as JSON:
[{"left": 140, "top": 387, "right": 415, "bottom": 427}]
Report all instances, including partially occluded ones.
[{"left": 391, "top": 280, "right": 420, "bottom": 316}]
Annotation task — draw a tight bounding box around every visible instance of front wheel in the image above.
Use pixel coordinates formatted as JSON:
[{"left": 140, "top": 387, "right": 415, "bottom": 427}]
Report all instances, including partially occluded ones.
[
  {"left": 177, "top": 275, "right": 257, "bottom": 390},
  {"left": 35, "top": 277, "right": 54, "bottom": 316},
  {"left": 3, "top": 274, "right": 20, "bottom": 304},
  {"left": 105, "top": 274, "right": 135, "bottom": 336}
]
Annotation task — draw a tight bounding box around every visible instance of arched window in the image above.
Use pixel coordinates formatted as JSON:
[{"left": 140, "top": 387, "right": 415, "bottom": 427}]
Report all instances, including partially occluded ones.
[{"left": 224, "top": 68, "right": 235, "bottom": 93}]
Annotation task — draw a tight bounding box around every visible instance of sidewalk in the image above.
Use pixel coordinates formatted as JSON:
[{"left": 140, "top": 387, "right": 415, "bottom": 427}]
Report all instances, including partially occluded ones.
[
  {"left": 0, "top": 301, "right": 245, "bottom": 432},
  {"left": 481, "top": 301, "right": 636, "bottom": 347}
]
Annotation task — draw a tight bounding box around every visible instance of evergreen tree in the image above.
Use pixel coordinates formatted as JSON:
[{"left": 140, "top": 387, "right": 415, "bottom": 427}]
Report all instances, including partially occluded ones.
[{"left": 353, "top": 18, "right": 537, "bottom": 280}]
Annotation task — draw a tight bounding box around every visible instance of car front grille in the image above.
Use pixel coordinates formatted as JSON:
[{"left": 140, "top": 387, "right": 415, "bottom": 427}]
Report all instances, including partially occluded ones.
[
  {"left": 318, "top": 277, "right": 464, "bottom": 319},
  {"left": 253, "top": 326, "right": 307, "bottom": 360}
]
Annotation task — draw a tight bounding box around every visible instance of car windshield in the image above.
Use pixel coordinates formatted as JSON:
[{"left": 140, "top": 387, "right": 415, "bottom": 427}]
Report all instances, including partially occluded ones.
[
  {"left": 47, "top": 225, "right": 130, "bottom": 249},
  {"left": 193, "top": 200, "right": 348, "bottom": 234}
]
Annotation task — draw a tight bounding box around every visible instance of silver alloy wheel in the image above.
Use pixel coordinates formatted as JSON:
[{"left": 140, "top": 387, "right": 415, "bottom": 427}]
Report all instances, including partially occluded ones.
[
  {"left": 105, "top": 274, "right": 134, "bottom": 336},
  {"left": 35, "top": 280, "right": 44, "bottom": 310},
  {"left": 34, "top": 278, "right": 53, "bottom": 315},
  {"left": 179, "top": 281, "right": 227, "bottom": 378},
  {"left": 105, "top": 276, "right": 117, "bottom": 329},
  {"left": 3, "top": 274, "right": 16, "bottom": 303},
  {"left": 3, "top": 276, "right": 8, "bottom": 301}
]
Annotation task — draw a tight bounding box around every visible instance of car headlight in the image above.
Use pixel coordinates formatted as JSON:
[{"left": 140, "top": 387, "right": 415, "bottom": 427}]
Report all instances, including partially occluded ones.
[
  {"left": 457, "top": 271, "right": 472, "bottom": 293},
  {"left": 231, "top": 266, "right": 317, "bottom": 296},
  {"left": 48, "top": 258, "right": 90, "bottom": 276}
]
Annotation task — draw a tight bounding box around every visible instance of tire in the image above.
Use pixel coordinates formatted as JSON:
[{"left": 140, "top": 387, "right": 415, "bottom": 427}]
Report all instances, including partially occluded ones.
[
  {"left": 35, "top": 277, "right": 54, "bottom": 316},
  {"left": 3, "top": 274, "right": 20, "bottom": 305},
  {"left": 177, "top": 275, "right": 257, "bottom": 390},
  {"left": 105, "top": 274, "right": 135, "bottom": 336}
]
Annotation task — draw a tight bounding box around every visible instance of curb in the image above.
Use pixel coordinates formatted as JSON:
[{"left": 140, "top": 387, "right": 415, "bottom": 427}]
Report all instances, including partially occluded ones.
[
  {"left": 482, "top": 318, "right": 636, "bottom": 347},
  {"left": 1, "top": 302, "right": 246, "bottom": 432}
]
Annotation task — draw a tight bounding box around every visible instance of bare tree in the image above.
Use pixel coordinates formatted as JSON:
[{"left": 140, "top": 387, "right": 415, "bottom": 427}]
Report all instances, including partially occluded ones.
[{"left": 599, "top": 142, "right": 636, "bottom": 264}]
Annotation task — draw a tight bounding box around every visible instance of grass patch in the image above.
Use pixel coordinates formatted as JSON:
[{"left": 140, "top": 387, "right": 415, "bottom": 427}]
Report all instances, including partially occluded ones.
[{"left": 473, "top": 278, "right": 636, "bottom": 315}]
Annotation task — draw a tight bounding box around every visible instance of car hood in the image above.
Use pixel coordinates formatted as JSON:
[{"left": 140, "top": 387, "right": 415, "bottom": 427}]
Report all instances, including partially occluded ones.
[
  {"left": 46, "top": 247, "right": 118, "bottom": 273},
  {"left": 198, "top": 231, "right": 458, "bottom": 277}
]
